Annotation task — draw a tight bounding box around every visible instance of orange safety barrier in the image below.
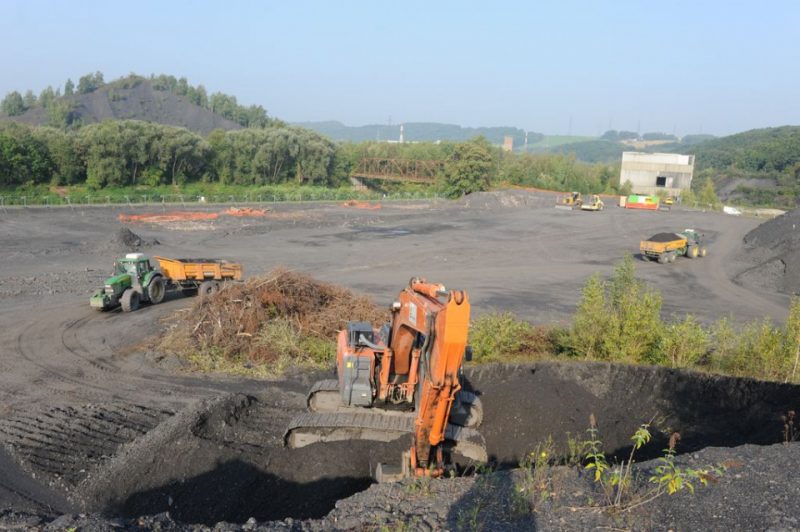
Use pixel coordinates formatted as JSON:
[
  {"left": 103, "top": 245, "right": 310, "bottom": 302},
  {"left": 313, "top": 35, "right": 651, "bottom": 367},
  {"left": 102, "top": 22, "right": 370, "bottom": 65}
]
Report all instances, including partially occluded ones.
[
  {"left": 222, "top": 207, "right": 268, "bottom": 217},
  {"left": 118, "top": 211, "right": 219, "bottom": 223},
  {"left": 342, "top": 200, "right": 382, "bottom": 210}
]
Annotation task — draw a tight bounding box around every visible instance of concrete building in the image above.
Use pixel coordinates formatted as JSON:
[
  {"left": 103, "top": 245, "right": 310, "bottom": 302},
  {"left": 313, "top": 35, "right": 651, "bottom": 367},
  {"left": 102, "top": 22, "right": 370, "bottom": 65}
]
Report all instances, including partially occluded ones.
[{"left": 619, "top": 152, "right": 695, "bottom": 197}]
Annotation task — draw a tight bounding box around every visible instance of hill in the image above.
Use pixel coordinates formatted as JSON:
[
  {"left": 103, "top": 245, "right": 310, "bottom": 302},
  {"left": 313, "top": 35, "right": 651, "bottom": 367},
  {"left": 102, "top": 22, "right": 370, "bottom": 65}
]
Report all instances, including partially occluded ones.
[
  {"left": 0, "top": 73, "right": 278, "bottom": 136},
  {"left": 5, "top": 80, "right": 240, "bottom": 135},
  {"left": 294, "top": 120, "right": 541, "bottom": 147}
]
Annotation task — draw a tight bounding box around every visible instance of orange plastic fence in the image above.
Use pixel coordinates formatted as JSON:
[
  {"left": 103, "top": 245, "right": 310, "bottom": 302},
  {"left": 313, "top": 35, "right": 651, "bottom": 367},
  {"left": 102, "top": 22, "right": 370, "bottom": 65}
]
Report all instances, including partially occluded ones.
[
  {"left": 118, "top": 211, "right": 219, "bottom": 223},
  {"left": 342, "top": 200, "right": 382, "bottom": 210}
]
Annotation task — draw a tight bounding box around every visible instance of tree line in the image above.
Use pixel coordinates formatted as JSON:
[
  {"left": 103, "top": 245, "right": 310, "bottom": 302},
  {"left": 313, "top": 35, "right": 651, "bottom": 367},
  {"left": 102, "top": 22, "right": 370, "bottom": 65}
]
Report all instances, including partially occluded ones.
[{"left": 0, "top": 120, "right": 340, "bottom": 188}]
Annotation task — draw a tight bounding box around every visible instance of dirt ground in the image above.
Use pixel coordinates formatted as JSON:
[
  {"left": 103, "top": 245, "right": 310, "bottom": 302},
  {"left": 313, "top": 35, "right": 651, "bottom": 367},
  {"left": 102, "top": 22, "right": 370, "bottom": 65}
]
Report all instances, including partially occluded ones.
[{"left": 0, "top": 190, "right": 796, "bottom": 528}]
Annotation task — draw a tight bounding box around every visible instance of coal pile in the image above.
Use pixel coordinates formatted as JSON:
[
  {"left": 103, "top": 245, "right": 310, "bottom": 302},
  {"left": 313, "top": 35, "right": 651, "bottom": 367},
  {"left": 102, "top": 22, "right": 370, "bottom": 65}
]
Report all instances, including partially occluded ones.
[
  {"left": 735, "top": 209, "right": 800, "bottom": 294},
  {"left": 109, "top": 227, "right": 160, "bottom": 250}
]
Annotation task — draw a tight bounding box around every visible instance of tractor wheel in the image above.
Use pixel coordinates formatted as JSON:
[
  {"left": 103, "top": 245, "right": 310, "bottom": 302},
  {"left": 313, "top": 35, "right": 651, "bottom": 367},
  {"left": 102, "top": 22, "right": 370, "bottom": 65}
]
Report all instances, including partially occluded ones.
[
  {"left": 699, "top": 246, "right": 708, "bottom": 257},
  {"left": 687, "top": 245, "right": 698, "bottom": 258},
  {"left": 147, "top": 276, "right": 166, "bottom": 304},
  {"left": 198, "top": 281, "right": 219, "bottom": 299},
  {"left": 121, "top": 289, "right": 140, "bottom": 312}
]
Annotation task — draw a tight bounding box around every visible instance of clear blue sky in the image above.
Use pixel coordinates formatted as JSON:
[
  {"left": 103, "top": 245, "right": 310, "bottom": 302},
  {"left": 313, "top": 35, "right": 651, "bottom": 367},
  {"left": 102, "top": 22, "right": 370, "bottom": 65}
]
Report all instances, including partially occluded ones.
[{"left": 2, "top": 0, "right": 798, "bottom": 136}]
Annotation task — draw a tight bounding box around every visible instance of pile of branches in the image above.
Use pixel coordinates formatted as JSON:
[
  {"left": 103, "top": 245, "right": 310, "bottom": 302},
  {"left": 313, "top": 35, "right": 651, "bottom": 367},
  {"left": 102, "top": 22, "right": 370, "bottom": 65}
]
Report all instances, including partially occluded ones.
[{"left": 162, "top": 268, "right": 388, "bottom": 367}]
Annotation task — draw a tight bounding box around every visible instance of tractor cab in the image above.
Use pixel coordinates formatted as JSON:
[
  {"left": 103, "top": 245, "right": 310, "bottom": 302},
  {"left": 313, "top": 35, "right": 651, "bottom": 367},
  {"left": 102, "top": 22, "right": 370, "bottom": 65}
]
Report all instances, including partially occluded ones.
[{"left": 114, "top": 253, "right": 154, "bottom": 277}]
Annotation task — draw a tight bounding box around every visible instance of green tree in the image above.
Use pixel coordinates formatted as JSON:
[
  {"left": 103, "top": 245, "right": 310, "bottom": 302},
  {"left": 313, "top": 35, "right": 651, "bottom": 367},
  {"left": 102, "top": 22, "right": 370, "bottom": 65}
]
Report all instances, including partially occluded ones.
[
  {"left": 1, "top": 91, "right": 26, "bottom": 116},
  {"left": 569, "top": 274, "right": 610, "bottom": 358},
  {"left": 22, "top": 90, "right": 37, "bottom": 109},
  {"left": 659, "top": 315, "right": 708, "bottom": 367},
  {"left": 64, "top": 78, "right": 74, "bottom": 96},
  {"left": 697, "top": 178, "right": 720, "bottom": 208},
  {"left": 441, "top": 136, "right": 495, "bottom": 198}
]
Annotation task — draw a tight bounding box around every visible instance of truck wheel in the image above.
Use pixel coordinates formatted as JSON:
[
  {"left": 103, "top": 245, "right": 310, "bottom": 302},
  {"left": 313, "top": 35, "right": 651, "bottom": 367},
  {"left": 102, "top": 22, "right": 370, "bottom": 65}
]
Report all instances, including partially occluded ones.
[
  {"left": 198, "top": 281, "right": 218, "bottom": 299},
  {"left": 147, "top": 276, "right": 166, "bottom": 304},
  {"left": 687, "top": 245, "right": 698, "bottom": 259},
  {"left": 699, "top": 246, "right": 708, "bottom": 257},
  {"left": 121, "top": 289, "right": 140, "bottom": 312}
]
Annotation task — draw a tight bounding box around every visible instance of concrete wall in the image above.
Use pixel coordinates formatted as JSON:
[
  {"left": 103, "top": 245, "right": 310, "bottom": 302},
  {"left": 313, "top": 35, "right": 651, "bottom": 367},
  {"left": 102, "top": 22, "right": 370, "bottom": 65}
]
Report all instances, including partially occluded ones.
[{"left": 619, "top": 152, "right": 694, "bottom": 197}]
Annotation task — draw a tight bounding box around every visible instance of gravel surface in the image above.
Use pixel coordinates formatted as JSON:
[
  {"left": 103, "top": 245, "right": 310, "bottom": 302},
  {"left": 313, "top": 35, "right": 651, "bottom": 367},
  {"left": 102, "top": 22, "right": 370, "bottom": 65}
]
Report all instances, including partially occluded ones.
[{"left": 0, "top": 193, "right": 797, "bottom": 529}]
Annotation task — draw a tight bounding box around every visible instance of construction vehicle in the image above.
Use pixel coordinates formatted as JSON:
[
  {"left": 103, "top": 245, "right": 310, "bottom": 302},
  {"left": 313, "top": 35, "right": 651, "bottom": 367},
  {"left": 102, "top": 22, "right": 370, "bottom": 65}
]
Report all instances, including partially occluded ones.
[
  {"left": 90, "top": 253, "right": 167, "bottom": 312},
  {"left": 580, "top": 195, "right": 605, "bottom": 211},
  {"left": 90, "top": 255, "right": 243, "bottom": 311},
  {"left": 154, "top": 256, "right": 243, "bottom": 297},
  {"left": 284, "top": 277, "right": 486, "bottom": 482},
  {"left": 556, "top": 191, "right": 583, "bottom": 210},
  {"left": 640, "top": 229, "right": 708, "bottom": 264}
]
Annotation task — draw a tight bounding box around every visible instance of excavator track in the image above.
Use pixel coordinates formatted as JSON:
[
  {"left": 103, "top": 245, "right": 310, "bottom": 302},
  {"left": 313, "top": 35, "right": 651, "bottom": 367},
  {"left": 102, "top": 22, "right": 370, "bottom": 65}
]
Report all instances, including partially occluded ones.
[
  {"left": 284, "top": 411, "right": 487, "bottom": 463},
  {"left": 306, "top": 380, "right": 484, "bottom": 428}
]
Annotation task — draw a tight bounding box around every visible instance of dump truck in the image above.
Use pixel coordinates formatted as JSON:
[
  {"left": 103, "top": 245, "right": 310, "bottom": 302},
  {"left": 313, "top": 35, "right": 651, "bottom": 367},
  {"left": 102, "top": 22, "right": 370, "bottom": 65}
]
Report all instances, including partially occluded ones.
[
  {"left": 580, "top": 195, "right": 605, "bottom": 211},
  {"left": 556, "top": 192, "right": 583, "bottom": 210},
  {"left": 153, "top": 256, "right": 243, "bottom": 298},
  {"left": 90, "top": 255, "right": 243, "bottom": 311},
  {"left": 640, "top": 229, "right": 707, "bottom": 264}
]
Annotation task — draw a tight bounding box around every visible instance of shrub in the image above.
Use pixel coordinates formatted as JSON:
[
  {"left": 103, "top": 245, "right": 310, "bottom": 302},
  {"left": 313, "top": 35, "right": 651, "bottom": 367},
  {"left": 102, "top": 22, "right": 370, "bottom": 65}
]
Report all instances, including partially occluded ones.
[{"left": 469, "top": 312, "right": 553, "bottom": 362}]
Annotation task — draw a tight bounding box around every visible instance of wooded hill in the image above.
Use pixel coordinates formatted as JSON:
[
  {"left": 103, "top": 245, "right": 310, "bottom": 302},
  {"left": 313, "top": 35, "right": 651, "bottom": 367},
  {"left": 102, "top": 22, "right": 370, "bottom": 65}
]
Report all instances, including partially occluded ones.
[{"left": 0, "top": 73, "right": 276, "bottom": 135}]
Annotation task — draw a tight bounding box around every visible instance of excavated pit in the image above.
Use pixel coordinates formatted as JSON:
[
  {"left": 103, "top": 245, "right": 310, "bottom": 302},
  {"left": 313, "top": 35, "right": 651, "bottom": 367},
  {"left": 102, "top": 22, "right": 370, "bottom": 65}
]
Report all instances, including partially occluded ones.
[{"left": 4, "top": 361, "right": 798, "bottom": 525}]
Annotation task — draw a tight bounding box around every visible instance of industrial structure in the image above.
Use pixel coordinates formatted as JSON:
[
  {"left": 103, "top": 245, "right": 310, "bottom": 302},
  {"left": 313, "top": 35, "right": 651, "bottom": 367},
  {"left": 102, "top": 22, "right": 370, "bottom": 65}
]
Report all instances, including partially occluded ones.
[{"left": 619, "top": 152, "right": 695, "bottom": 197}]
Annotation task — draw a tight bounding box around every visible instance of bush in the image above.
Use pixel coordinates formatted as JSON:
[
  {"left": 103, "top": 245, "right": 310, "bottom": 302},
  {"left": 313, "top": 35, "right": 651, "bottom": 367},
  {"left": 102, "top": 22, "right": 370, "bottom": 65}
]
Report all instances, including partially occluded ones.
[{"left": 469, "top": 312, "right": 553, "bottom": 363}]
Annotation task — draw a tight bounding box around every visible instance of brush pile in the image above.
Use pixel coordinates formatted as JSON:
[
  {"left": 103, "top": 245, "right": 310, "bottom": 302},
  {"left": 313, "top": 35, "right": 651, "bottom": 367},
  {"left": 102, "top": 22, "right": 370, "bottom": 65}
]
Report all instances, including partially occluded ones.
[{"left": 161, "top": 268, "right": 388, "bottom": 374}]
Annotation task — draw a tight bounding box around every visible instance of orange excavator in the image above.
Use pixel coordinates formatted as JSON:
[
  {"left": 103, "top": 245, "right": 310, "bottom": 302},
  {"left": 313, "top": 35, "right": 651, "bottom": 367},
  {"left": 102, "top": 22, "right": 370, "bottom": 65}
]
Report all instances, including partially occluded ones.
[{"left": 284, "top": 277, "right": 485, "bottom": 481}]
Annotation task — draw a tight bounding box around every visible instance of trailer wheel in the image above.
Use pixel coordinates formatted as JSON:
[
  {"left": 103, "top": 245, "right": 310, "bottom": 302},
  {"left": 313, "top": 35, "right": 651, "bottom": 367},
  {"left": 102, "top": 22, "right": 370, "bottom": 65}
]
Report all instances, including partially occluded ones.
[
  {"left": 658, "top": 254, "right": 668, "bottom": 264},
  {"left": 121, "top": 289, "right": 140, "bottom": 312},
  {"left": 147, "top": 276, "right": 166, "bottom": 304},
  {"left": 198, "top": 281, "right": 219, "bottom": 299},
  {"left": 667, "top": 252, "right": 676, "bottom": 263}
]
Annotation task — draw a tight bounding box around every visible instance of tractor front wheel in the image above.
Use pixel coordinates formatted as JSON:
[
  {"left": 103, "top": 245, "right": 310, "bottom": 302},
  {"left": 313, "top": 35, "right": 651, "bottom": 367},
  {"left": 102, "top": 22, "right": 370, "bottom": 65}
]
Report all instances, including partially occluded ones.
[
  {"left": 148, "top": 276, "right": 166, "bottom": 304},
  {"left": 121, "top": 289, "right": 140, "bottom": 312},
  {"left": 699, "top": 246, "right": 708, "bottom": 257}
]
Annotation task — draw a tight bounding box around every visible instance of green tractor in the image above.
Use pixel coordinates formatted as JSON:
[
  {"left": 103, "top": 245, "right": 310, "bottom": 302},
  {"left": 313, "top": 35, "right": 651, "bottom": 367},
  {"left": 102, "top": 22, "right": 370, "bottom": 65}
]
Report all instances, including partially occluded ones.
[{"left": 90, "top": 253, "right": 167, "bottom": 312}]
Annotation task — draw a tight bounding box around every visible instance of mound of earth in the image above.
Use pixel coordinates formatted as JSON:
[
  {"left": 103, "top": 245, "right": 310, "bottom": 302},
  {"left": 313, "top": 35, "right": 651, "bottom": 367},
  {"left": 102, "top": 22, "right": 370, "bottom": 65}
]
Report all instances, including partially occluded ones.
[
  {"left": 735, "top": 208, "right": 800, "bottom": 294},
  {"left": 161, "top": 268, "right": 388, "bottom": 366},
  {"left": 109, "top": 227, "right": 160, "bottom": 250},
  {"left": 458, "top": 189, "right": 555, "bottom": 210},
  {"left": 5, "top": 80, "right": 242, "bottom": 135}
]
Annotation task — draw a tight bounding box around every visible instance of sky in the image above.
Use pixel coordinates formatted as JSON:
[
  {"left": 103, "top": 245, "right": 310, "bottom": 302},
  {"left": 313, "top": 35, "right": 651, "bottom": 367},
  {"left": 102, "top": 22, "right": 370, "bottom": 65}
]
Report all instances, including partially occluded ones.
[{"left": 1, "top": 0, "right": 799, "bottom": 136}]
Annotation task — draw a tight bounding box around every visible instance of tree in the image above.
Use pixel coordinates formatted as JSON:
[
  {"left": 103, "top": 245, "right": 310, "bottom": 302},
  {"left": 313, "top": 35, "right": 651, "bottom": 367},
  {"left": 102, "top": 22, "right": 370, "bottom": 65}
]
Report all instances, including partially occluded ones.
[
  {"left": 1, "top": 91, "right": 26, "bottom": 116},
  {"left": 697, "top": 178, "right": 720, "bottom": 207},
  {"left": 22, "top": 90, "right": 37, "bottom": 109},
  {"left": 441, "top": 137, "right": 495, "bottom": 198},
  {"left": 64, "top": 78, "right": 74, "bottom": 96}
]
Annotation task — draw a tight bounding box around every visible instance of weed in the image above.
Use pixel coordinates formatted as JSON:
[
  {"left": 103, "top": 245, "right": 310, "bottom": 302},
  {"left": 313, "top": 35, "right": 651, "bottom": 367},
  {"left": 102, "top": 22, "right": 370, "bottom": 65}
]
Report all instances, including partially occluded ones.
[
  {"left": 782, "top": 410, "right": 797, "bottom": 445},
  {"left": 515, "top": 436, "right": 556, "bottom": 512},
  {"left": 583, "top": 414, "right": 726, "bottom": 512}
]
